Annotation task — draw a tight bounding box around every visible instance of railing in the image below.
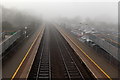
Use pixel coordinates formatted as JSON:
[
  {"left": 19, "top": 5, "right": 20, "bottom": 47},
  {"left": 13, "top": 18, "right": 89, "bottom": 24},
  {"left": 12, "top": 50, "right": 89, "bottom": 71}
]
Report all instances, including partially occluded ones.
[
  {"left": 0, "top": 30, "right": 21, "bottom": 56},
  {"left": 88, "top": 34, "right": 119, "bottom": 61}
]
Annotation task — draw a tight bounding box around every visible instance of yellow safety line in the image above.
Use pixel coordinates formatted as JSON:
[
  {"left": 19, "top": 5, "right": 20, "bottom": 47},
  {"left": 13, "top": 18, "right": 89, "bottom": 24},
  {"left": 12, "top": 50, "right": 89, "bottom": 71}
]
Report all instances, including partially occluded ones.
[
  {"left": 58, "top": 27, "right": 112, "bottom": 80},
  {"left": 26, "top": 27, "right": 45, "bottom": 78},
  {"left": 11, "top": 27, "right": 44, "bottom": 80}
]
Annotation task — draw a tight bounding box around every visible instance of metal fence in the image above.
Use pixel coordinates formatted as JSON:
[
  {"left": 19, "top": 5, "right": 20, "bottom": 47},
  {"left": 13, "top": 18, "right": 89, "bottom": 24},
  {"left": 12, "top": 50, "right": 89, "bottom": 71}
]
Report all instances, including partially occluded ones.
[
  {"left": 0, "top": 30, "right": 21, "bottom": 56},
  {"left": 88, "top": 34, "right": 119, "bottom": 61},
  {"left": 0, "top": 32, "right": 5, "bottom": 40}
]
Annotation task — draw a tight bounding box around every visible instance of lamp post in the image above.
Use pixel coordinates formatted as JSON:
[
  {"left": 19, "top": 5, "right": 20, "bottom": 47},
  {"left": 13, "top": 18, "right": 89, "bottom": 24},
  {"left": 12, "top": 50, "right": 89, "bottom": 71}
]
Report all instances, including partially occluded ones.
[{"left": 24, "top": 26, "right": 28, "bottom": 37}]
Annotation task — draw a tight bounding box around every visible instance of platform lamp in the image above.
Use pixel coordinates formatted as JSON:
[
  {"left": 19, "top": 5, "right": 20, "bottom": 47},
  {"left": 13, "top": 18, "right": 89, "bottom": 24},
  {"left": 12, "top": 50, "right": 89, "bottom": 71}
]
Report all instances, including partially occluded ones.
[{"left": 24, "top": 26, "right": 28, "bottom": 38}]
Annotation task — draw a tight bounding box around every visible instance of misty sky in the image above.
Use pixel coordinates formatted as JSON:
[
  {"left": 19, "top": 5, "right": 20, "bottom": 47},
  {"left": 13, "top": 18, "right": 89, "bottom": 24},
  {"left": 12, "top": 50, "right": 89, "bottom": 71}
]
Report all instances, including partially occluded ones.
[{"left": 2, "top": 0, "right": 118, "bottom": 23}]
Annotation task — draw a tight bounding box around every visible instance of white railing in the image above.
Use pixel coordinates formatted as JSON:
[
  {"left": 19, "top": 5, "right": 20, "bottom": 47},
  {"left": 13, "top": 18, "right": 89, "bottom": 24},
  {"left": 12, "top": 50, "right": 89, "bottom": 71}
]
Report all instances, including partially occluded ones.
[
  {"left": 89, "top": 34, "right": 119, "bottom": 61},
  {"left": 0, "top": 30, "right": 21, "bottom": 56}
]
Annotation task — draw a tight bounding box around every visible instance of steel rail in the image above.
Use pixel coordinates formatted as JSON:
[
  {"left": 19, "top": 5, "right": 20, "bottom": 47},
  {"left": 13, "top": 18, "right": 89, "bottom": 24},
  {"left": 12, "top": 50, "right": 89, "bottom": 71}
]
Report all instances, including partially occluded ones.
[
  {"left": 55, "top": 32, "right": 71, "bottom": 79},
  {"left": 58, "top": 30, "right": 85, "bottom": 79},
  {"left": 36, "top": 37, "right": 45, "bottom": 80}
]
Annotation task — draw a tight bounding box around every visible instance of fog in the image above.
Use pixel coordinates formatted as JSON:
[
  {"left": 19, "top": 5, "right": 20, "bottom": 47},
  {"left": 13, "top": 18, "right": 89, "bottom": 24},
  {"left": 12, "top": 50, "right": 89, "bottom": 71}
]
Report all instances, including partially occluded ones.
[
  {"left": 2, "top": 0, "right": 118, "bottom": 23},
  {"left": 1, "top": 0, "right": 119, "bottom": 32}
]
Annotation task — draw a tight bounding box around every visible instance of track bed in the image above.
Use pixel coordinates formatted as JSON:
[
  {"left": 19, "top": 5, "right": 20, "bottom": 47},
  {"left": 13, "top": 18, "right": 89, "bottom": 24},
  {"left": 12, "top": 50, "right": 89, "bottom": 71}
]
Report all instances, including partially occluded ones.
[{"left": 28, "top": 24, "right": 95, "bottom": 80}]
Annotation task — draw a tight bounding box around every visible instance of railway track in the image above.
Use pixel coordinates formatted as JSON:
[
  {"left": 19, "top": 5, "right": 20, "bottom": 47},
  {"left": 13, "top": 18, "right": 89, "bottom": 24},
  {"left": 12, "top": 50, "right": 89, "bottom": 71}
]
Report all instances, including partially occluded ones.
[
  {"left": 28, "top": 27, "right": 51, "bottom": 79},
  {"left": 55, "top": 29, "right": 84, "bottom": 79},
  {"left": 28, "top": 24, "right": 95, "bottom": 80}
]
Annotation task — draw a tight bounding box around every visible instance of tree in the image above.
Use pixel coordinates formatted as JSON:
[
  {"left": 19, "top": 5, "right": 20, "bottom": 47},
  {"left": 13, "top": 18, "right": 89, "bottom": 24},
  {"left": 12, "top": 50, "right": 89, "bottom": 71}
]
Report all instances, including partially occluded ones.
[{"left": 2, "top": 21, "right": 14, "bottom": 31}]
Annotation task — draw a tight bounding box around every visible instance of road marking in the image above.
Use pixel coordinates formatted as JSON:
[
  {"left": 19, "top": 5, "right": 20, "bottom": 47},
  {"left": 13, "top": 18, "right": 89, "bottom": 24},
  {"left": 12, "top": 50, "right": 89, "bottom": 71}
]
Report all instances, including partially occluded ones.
[
  {"left": 57, "top": 27, "right": 112, "bottom": 80},
  {"left": 11, "top": 26, "right": 44, "bottom": 80}
]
